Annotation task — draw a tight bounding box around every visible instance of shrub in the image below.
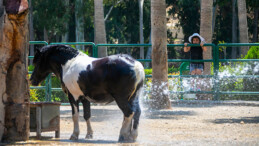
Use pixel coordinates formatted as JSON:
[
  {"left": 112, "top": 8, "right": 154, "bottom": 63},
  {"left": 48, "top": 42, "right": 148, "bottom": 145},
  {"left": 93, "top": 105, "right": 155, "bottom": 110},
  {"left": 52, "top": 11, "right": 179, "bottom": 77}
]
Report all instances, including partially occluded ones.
[{"left": 244, "top": 45, "right": 259, "bottom": 59}]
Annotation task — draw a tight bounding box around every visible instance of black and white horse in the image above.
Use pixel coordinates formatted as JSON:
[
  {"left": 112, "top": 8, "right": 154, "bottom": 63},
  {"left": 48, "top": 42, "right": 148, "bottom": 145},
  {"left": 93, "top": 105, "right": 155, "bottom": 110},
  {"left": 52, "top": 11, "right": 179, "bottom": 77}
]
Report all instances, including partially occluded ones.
[{"left": 30, "top": 45, "right": 145, "bottom": 142}]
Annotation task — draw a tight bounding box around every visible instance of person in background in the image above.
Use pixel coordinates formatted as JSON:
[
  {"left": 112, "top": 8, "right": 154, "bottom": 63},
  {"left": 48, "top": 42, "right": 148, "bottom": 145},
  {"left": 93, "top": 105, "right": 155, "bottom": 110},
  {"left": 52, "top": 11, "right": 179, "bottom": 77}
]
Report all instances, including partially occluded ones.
[{"left": 184, "top": 33, "right": 207, "bottom": 91}]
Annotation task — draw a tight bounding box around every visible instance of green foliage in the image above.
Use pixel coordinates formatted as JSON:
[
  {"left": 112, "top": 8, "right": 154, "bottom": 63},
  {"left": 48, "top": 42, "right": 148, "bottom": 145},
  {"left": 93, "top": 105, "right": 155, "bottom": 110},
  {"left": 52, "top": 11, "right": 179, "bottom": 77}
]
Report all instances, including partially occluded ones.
[
  {"left": 167, "top": 0, "right": 200, "bottom": 42},
  {"left": 144, "top": 68, "right": 152, "bottom": 75},
  {"left": 30, "top": 89, "right": 39, "bottom": 102},
  {"left": 144, "top": 66, "right": 179, "bottom": 75},
  {"left": 244, "top": 46, "right": 259, "bottom": 59},
  {"left": 32, "top": 0, "right": 71, "bottom": 41},
  {"left": 104, "top": 1, "right": 151, "bottom": 58},
  {"left": 80, "top": 50, "right": 89, "bottom": 55},
  {"left": 168, "top": 66, "right": 180, "bottom": 73},
  {"left": 49, "top": 76, "right": 68, "bottom": 102},
  {"left": 213, "top": 1, "right": 233, "bottom": 44},
  {"left": 218, "top": 41, "right": 226, "bottom": 53},
  {"left": 28, "top": 65, "right": 35, "bottom": 71}
]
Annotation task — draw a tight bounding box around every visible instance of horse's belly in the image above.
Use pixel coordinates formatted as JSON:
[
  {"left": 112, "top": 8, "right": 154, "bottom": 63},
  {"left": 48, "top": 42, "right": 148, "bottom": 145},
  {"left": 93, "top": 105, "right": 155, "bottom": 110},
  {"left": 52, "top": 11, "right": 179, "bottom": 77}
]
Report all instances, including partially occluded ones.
[{"left": 85, "top": 93, "right": 114, "bottom": 104}]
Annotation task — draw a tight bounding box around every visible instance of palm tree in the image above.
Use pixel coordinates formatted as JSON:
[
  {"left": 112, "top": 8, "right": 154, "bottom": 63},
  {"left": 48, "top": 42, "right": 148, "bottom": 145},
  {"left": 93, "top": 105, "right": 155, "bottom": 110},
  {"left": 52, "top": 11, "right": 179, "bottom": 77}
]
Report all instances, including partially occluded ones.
[
  {"left": 237, "top": 0, "right": 249, "bottom": 56},
  {"left": 94, "top": 0, "right": 107, "bottom": 57},
  {"left": 150, "top": 0, "right": 171, "bottom": 109}
]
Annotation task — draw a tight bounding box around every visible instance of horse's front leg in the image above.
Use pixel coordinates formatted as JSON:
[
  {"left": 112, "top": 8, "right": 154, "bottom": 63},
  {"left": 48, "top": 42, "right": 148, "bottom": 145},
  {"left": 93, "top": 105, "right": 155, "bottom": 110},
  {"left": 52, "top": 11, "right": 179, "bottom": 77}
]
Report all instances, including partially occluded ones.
[
  {"left": 81, "top": 98, "right": 93, "bottom": 139},
  {"left": 68, "top": 93, "right": 80, "bottom": 140}
]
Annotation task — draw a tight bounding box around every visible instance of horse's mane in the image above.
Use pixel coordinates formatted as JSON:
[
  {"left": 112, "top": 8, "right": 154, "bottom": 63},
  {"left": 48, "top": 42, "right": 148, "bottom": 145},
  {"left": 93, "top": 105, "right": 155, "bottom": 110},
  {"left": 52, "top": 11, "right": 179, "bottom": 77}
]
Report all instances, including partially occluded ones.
[{"left": 33, "top": 45, "right": 79, "bottom": 65}]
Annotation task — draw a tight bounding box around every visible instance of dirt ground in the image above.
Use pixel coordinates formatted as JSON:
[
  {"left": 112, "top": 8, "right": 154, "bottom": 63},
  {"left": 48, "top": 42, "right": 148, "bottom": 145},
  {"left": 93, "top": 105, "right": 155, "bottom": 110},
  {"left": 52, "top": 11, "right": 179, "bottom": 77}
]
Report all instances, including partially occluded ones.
[{"left": 11, "top": 100, "right": 259, "bottom": 145}]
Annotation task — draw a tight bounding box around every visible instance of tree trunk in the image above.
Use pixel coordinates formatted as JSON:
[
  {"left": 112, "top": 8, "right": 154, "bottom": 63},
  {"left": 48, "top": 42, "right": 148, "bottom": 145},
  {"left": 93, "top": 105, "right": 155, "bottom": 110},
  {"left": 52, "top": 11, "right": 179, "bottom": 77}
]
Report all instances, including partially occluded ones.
[
  {"left": 94, "top": 0, "right": 107, "bottom": 57},
  {"left": 1, "top": 0, "right": 30, "bottom": 142},
  {"left": 0, "top": 0, "right": 5, "bottom": 141},
  {"left": 200, "top": 0, "right": 213, "bottom": 100},
  {"left": 200, "top": 0, "right": 213, "bottom": 75},
  {"left": 150, "top": 0, "right": 171, "bottom": 109},
  {"left": 232, "top": 0, "right": 238, "bottom": 59},
  {"left": 139, "top": 0, "right": 144, "bottom": 59},
  {"left": 252, "top": 8, "right": 258, "bottom": 43},
  {"left": 237, "top": 0, "right": 249, "bottom": 56},
  {"left": 29, "top": 0, "right": 34, "bottom": 65},
  {"left": 75, "top": 0, "right": 84, "bottom": 50}
]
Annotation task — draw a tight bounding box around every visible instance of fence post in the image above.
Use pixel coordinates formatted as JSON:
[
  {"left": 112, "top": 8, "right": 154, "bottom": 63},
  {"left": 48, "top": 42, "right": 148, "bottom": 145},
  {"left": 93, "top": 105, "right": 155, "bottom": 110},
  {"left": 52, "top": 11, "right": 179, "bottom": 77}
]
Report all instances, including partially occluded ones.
[
  {"left": 179, "top": 62, "right": 190, "bottom": 99},
  {"left": 95, "top": 45, "right": 99, "bottom": 58},
  {"left": 45, "top": 74, "right": 51, "bottom": 101},
  {"left": 213, "top": 45, "right": 220, "bottom": 100},
  {"left": 48, "top": 74, "right": 52, "bottom": 101}
]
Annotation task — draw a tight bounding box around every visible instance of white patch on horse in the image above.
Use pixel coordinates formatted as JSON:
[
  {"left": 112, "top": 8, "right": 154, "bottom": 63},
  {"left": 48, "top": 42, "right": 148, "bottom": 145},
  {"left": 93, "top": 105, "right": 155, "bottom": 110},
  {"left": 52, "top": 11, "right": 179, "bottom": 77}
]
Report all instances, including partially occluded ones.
[
  {"left": 62, "top": 52, "right": 96, "bottom": 100},
  {"left": 134, "top": 61, "right": 144, "bottom": 87},
  {"left": 70, "top": 106, "right": 79, "bottom": 140},
  {"left": 128, "top": 61, "right": 144, "bottom": 100}
]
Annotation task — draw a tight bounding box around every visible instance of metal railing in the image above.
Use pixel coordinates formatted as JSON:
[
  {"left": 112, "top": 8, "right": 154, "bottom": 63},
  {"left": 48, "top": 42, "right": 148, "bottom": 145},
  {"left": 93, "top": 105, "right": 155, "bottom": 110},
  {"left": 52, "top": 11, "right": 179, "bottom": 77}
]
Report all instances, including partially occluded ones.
[{"left": 28, "top": 41, "right": 259, "bottom": 101}]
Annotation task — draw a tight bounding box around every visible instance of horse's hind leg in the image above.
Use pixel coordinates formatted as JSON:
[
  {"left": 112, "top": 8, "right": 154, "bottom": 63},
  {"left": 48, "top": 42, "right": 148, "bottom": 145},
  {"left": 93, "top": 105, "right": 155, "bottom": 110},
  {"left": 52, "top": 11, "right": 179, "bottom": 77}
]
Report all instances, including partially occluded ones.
[
  {"left": 131, "top": 98, "right": 141, "bottom": 141},
  {"left": 68, "top": 92, "right": 80, "bottom": 140},
  {"left": 116, "top": 89, "right": 142, "bottom": 142},
  {"left": 81, "top": 98, "right": 93, "bottom": 139},
  {"left": 118, "top": 109, "right": 135, "bottom": 142}
]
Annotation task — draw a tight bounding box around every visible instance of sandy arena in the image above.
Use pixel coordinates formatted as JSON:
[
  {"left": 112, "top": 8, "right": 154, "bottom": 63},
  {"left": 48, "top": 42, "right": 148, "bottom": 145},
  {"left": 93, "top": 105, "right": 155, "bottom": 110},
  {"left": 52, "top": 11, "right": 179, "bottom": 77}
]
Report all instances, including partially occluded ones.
[{"left": 9, "top": 100, "right": 259, "bottom": 146}]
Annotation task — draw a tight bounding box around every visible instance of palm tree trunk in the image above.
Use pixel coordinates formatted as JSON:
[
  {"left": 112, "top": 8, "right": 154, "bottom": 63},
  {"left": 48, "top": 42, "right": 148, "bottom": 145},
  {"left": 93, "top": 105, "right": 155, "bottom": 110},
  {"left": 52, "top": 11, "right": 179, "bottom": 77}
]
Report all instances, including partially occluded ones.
[
  {"left": 150, "top": 0, "right": 171, "bottom": 109},
  {"left": 252, "top": 8, "right": 258, "bottom": 43},
  {"left": 237, "top": 0, "right": 249, "bottom": 56},
  {"left": 1, "top": 0, "right": 30, "bottom": 141},
  {"left": 0, "top": 0, "right": 5, "bottom": 141},
  {"left": 232, "top": 0, "right": 237, "bottom": 59},
  {"left": 139, "top": 0, "right": 144, "bottom": 59},
  {"left": 200, "top": 0, "right": 213, "bottom": 75},
  {"left": 200, "top": 0, "right": 213, "bottom": 100},
  {"left": 75, "top": 0, "right": 84, "bottom": 50},
  {"left": 94, "top": 0, "right": 107, "bottom": 57},
  {"left": 29, "top": 0, "right": 34, "bottom": 65}
]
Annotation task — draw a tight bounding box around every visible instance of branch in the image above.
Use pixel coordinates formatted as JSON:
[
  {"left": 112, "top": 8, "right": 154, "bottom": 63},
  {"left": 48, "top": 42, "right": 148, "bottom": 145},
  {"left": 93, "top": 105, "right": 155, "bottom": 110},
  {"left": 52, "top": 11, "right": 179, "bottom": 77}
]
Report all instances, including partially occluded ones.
[{"left": 104, "top": 0, "right": 123, "bottom": 22}]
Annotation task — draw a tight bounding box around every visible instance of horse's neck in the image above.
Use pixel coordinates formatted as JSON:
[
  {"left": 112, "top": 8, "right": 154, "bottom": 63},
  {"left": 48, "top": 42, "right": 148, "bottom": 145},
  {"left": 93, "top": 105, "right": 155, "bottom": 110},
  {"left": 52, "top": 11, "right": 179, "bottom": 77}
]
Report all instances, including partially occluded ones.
[{"left": 48, "top": 51, "right": 78, "bottom": 79}]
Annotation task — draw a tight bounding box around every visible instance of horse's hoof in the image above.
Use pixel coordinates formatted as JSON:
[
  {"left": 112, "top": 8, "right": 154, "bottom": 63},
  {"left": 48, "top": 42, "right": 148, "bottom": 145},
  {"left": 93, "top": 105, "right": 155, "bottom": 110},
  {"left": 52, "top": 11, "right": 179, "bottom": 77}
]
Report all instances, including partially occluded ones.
[
  {"left": 85, "top": 134, "right": 93, "bottom": 139},
  {"left": 130, "top": 129, "right": 138, "bottom": 141},
  {"left": 118, "top": 135, "right": 135, "bottom": 143},
  {"left": 70, "top": 134, "right": 79, "bottom": 140}
]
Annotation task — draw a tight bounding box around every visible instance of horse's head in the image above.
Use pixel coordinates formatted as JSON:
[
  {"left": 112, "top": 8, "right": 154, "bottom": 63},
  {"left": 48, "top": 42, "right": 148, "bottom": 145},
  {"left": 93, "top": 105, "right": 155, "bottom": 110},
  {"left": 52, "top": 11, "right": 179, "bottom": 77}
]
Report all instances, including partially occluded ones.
[{"left": 30, "top": 48, "right": 52, "bottom": 86}]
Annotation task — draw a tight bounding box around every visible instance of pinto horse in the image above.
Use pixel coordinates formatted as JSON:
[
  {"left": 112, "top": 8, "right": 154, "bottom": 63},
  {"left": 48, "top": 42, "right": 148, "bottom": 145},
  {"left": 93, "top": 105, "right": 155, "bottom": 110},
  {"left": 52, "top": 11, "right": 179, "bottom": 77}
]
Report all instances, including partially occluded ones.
[{"left": 30, "top": 45, "right": 145, "bottom": 142}]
